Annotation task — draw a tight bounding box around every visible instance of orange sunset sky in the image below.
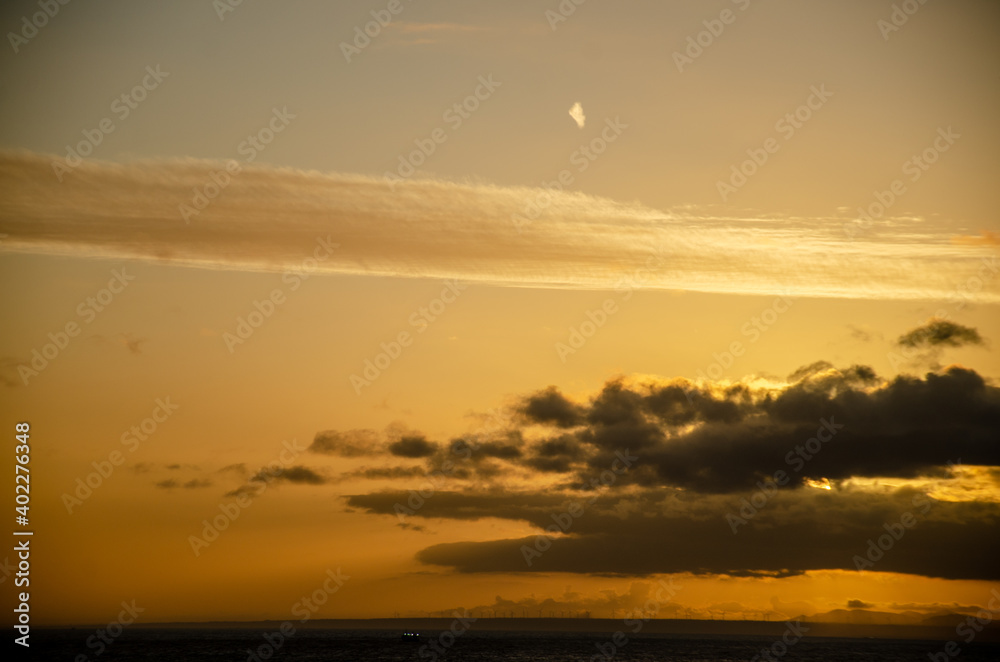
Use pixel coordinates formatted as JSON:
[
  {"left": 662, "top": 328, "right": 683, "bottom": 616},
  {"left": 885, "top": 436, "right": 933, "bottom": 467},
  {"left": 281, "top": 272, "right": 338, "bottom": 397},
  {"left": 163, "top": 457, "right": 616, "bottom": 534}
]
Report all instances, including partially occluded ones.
[{"left": 1, "top": 0, "right": 998, "bottom": 627}]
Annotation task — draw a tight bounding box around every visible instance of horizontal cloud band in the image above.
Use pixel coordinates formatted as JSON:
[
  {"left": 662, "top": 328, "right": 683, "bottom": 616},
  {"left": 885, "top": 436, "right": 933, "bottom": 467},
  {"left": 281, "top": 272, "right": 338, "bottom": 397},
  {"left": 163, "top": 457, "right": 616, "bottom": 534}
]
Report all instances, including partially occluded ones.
[{"left": 1, "top": 150, "right": 996, "bottom": 302}]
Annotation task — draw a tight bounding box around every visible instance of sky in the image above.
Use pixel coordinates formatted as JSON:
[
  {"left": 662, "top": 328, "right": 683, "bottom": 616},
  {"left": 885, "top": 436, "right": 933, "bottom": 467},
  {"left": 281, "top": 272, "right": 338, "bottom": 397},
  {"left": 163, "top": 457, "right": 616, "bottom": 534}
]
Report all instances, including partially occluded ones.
[{"left": 0, "top": 0, "right": 998, "bottom": 628}]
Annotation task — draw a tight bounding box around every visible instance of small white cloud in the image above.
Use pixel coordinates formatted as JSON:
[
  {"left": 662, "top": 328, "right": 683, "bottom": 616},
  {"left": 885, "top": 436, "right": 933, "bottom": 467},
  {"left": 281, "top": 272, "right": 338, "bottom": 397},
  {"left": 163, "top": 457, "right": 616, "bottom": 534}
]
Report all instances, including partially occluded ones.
[{"left": 569, "top": 102, "right": 586, "bottom": 129}]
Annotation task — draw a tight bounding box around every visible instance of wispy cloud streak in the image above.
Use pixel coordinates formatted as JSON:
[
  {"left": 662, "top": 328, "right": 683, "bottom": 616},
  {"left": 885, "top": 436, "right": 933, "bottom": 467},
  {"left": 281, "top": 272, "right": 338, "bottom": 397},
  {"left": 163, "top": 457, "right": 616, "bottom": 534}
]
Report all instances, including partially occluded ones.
[{"left": 1, "top": 151, "right": 995, "bottom": 302}]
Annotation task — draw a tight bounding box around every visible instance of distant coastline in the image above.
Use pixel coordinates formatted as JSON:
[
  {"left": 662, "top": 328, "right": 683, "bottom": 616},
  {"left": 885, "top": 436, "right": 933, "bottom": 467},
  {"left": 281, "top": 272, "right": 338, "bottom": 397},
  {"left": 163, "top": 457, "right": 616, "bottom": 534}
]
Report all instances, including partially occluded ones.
[{"left": 33, "top": 617, "right": 1000, "bottom": 642}]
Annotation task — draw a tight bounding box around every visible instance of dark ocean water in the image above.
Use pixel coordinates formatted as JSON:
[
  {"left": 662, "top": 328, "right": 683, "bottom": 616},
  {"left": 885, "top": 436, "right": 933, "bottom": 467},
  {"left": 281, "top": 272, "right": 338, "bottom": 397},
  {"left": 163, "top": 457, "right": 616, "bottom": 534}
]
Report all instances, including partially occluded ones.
[{"left": 29, "top": 628, "right": 1000, "bottom": 661}]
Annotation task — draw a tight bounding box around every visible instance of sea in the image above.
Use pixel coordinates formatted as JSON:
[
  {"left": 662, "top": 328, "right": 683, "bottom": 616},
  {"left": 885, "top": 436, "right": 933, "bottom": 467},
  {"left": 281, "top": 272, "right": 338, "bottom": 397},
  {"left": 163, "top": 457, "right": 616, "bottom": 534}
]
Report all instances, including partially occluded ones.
[{"left": 27, "top": 628, "right": 1000, "bottom": 661}]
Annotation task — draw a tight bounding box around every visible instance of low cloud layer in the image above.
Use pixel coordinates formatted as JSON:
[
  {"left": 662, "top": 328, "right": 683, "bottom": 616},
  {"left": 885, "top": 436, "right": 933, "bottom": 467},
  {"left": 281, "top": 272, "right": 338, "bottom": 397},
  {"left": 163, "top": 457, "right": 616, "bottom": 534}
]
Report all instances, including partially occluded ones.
[
  {"left": 329, "top": 323, "right": 998, "bottom": 581},
  {"left": 345, "top": 482, "right": 1000, "bottom": 580},
  {"left": 2, "top": 151, "right": 997, "bottom": 302},
  {"left": 337, "top": 362, "right": 999, "bottom": 495}
]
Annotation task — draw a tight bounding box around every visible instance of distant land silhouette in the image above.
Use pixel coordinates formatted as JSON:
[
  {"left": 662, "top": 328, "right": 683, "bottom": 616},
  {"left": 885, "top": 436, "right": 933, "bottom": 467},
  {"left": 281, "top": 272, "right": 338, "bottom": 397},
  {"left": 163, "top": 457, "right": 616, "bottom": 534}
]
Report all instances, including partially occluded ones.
[{"left": 45, "top": 615, "right": 999, "bottom": 642}]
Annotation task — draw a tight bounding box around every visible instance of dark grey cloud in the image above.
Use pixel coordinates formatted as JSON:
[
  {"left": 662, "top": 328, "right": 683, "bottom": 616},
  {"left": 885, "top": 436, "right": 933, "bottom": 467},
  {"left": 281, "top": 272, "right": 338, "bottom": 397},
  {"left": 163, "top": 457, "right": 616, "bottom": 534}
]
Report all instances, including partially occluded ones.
[
  {"left": 897, "top": 319, "right": 984, "bottom": 349},
  {"left": 324, "top": 362, "right": 999, "bottom": 494},
  {"left": 445, "top": 432, "right": 524, "bottom": 465},
  {"left": 581, "top": 365, "right": 996, "bottom": 493},
  {"left": 388, "top": 488, "right": 1000, "bottom": 581},
  {"left": 347, "top": 490, "right": 575, "bottom": 527},
  {"left": 486, "top": 365, "right": 996, "bottom": 494},
  {"left": 521, "top": 387, "right": 585, "bottom": 428},
  {"left": 250, "top": 465, "right": 326, "bottom": 485},
  {"left": 388, "top": 435, "right": 438, "bottom": 458},
  {"left": 523, "top": 434, "right": 588, "bottom": 474},
  {"left": 337, "top": 349, "right": 1000, "bottom": 582},
  {"left": 222, "top": 464, "right": 327, "bottom": 497},
  {"left": 848, "top": 600, "right": 873, "bottom": 609},
  {"left": 155, "top": 478, "right": 212, "bottom": 489},
  {"left": 310, "top": 429, "right": 382, "bottom": 456}
]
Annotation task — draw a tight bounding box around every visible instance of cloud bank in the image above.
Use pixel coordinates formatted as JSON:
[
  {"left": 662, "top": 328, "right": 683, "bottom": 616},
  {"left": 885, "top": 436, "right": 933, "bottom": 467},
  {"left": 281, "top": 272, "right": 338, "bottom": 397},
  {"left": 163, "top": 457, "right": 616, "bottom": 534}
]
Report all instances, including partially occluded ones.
[
  {"left": 333, "top": 361, "right": 999, "bottom": 494},
  {"left": 2, "top": 151, "right": 997, "bottom": 302},
  {"left": 327, "top": 323, "right": 999, "bottom": 581}
]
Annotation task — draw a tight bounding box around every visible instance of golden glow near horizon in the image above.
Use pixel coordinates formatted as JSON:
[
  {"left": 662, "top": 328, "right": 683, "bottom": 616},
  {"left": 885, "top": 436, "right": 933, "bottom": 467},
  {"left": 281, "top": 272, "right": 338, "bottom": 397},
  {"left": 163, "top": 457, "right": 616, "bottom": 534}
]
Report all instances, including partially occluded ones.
[{"left": 1, "top": 0, "right": 999, "bottom": 630}]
